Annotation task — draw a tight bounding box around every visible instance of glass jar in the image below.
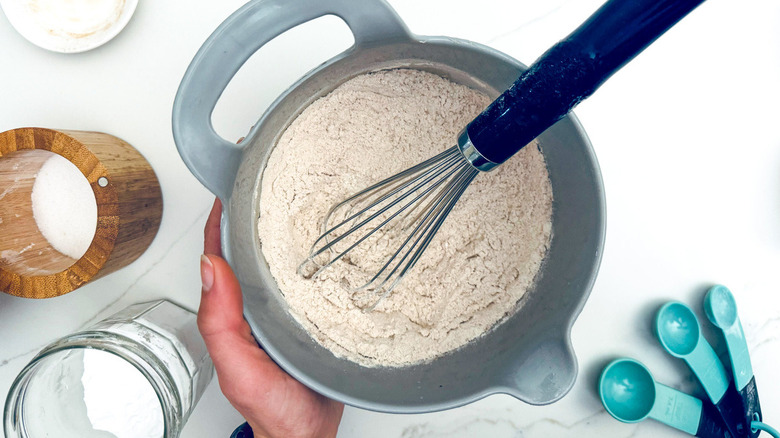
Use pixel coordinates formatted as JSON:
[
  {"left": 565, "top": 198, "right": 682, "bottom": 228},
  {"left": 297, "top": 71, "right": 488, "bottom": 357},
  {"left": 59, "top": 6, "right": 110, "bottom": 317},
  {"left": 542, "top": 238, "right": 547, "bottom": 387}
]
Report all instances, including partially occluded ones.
[{"left": 4, "top": 300, "right": 214, "bottom": 438}]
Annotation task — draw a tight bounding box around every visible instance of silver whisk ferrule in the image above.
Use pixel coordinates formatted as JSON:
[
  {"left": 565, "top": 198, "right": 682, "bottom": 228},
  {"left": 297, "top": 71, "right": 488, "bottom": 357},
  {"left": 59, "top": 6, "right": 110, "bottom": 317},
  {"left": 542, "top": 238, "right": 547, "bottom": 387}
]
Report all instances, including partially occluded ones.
[
  {"left": 298, "top": 142, "right": 481, "bottom": 311},
  {"left": 457, "top": 128, "right": 499, "bottom": 172}
]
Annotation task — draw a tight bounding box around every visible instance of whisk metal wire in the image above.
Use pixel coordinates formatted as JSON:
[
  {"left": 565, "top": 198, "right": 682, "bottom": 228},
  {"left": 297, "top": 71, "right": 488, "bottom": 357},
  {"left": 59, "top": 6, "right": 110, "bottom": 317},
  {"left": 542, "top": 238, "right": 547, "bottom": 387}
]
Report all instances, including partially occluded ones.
[{"left": 298, "top": 146, "right": 477, "bottom": 310}]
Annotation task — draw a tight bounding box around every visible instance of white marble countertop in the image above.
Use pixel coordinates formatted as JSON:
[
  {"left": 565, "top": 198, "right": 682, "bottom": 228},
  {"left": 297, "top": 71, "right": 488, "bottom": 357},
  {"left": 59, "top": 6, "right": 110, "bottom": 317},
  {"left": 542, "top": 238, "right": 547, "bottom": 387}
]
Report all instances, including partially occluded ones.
[{"left": 2, "top": 0, "right": 779, "bottom": 436}]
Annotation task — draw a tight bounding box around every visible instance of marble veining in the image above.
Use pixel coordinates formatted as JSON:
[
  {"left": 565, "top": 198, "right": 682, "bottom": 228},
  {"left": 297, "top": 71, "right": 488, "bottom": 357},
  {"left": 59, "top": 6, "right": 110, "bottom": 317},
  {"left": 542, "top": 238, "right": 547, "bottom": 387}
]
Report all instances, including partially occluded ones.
[{"left": 1, "top": 0, "right": 779, "bottom": 437}]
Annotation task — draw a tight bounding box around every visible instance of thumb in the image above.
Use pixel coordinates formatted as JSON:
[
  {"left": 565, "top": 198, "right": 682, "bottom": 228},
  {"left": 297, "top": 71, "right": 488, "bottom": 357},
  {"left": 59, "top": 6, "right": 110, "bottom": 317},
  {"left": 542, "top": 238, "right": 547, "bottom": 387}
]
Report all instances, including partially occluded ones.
[
  {"left": 197, "top": 254, "right": 251, "bottom": 342},
  {"left": 197, "top": 255, "right": 285, "bottom": 408}
]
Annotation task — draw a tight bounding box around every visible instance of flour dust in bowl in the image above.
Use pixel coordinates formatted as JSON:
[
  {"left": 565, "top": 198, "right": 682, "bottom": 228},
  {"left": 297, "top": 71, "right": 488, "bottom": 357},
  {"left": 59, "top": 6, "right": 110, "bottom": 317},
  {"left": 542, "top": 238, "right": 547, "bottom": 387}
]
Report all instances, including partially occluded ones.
[{"left": 173, "top": 0, "right": 606, "bottom": 412}]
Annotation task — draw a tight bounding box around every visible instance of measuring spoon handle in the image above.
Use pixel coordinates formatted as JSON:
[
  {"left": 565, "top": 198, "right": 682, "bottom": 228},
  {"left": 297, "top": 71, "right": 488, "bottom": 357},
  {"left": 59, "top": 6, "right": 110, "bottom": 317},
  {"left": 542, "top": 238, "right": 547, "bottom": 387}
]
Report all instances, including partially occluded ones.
[
  {"left": 704, "top": 285, "right": 755, "bottom": 391},
  {"left": 719, "top": 320, "right": 762, "bottom": 438},
  {"left": 722, "top": 319, "right": 754, "bottom": 390},
  {"left": 650, "top": 383, "right": 732, "bottom": 438},
  {"left": 741, "top": 376, "right": 763, "bottom": 438},
  {"left": 697, "top": 399, "right": 735, "bottom": 438},
  {"left": 685, "top": 339, "right": 729, "bottom": 404},
  {"left": 650, "top": 383, "right": 703, "bottom": 435}
]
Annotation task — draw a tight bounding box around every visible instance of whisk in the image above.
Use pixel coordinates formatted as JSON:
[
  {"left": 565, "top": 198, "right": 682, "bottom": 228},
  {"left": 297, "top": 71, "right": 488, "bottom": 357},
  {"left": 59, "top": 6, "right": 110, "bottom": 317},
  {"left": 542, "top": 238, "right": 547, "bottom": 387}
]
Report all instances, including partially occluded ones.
[{"left": 299, "top": 0, "right": 706, "bottom": 309}]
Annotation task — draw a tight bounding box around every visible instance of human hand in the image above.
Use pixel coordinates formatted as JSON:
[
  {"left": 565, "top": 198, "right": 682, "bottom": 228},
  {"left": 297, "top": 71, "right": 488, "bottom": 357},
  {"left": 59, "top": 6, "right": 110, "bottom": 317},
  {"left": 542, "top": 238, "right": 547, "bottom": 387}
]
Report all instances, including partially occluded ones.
[{"left": 198, "top": 198, "right": 344, "bottom": 438}]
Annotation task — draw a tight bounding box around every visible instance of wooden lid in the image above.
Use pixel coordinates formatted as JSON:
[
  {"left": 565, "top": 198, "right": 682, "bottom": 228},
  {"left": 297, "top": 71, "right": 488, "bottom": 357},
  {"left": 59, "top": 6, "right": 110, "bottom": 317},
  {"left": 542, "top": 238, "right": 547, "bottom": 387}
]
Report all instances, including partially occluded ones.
[{"left": 0, "top": 127, "right": 160, "bottom": 298}]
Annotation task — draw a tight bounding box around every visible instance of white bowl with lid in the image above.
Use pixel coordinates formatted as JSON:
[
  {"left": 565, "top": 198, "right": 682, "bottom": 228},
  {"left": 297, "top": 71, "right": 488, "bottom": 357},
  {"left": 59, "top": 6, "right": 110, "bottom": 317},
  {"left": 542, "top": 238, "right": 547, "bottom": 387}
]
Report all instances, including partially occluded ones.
[{"left": 1, "top": 0, "right": 138, "bottom": 53}]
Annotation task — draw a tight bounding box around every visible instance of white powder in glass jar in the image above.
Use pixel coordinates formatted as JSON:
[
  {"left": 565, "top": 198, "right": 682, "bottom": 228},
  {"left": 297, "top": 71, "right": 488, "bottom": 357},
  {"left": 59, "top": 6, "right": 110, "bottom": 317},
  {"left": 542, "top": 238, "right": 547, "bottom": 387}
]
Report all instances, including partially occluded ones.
[
  {"left": 81, "top": 349, "right": 164, "bottom": 438},
  {"left": 257, "top": 69, "right": 553, "bottom": 366}
]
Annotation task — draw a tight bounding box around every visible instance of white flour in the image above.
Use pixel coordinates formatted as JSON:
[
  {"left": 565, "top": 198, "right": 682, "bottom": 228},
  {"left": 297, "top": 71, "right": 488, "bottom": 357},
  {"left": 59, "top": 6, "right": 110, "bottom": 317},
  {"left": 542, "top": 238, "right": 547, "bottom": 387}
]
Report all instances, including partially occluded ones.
[
  {"left": 81, "top": 349, "right": 164, "bottom": 438},
  {"left": 31, "top": 153, "right": 97, "bottom": 259},
  {"left": 26, "top": 0, "right": 125, "bottom": 38},
  {"left": 258, "top": 69, "right": 553, "bottom": 366}
]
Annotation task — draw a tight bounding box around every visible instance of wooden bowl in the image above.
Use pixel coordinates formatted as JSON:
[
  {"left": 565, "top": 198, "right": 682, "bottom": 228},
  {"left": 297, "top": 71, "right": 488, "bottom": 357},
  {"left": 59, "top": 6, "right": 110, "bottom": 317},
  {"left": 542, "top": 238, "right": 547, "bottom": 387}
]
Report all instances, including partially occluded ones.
[{"left": 0, "top": 128, "right": 162, "bottom": 298}]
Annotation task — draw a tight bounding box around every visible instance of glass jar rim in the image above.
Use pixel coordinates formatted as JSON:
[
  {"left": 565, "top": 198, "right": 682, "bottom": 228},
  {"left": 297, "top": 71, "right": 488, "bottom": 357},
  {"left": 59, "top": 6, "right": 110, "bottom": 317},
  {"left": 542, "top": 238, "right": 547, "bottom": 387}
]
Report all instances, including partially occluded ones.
[{"left": 4, "top": 330, "right": 182, "bottom": 438}]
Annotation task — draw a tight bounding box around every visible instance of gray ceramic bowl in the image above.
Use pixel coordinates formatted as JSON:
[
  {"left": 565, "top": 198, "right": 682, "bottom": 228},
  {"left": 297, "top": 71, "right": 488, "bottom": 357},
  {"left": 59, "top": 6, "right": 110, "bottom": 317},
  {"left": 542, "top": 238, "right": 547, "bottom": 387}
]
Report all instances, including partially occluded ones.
[{"left": 173, "top": 0, "right": 605, "bottom": 413}]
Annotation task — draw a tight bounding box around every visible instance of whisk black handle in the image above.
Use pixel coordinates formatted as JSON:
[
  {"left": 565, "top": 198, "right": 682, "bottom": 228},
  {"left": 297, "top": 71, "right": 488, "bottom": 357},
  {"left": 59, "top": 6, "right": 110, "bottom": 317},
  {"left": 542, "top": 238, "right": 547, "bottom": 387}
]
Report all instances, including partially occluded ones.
[{"left": 465, "top": 0, "right": 706, "bottom": 168}]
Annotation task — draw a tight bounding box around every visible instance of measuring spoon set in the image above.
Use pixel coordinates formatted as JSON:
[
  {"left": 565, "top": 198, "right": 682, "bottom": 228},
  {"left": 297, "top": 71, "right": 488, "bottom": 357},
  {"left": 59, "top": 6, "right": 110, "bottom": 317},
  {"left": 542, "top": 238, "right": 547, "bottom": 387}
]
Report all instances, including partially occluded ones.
[{"left": 599, "top": 285, "right": 776, "bottom": 437}]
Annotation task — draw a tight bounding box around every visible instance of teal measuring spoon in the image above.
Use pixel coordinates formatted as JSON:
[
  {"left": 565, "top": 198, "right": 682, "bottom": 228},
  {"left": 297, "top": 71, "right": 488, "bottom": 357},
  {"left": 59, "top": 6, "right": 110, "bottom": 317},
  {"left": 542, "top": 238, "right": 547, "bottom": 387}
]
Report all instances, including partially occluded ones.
[
  {"left": 705, "top": 285, "right": 762, "bottom": 438},
  {"left": 599, "top": 358, "right": 732, "bottom": 437},
  {"left": 656, "top": 301, "right": 748, "bottom": 437}
]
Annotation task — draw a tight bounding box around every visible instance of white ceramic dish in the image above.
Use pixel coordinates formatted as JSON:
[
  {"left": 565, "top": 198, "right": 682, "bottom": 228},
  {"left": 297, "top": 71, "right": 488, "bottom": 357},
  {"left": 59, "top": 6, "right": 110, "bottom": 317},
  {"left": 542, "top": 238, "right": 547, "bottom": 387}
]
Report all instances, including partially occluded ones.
[{"left": 0, "top": 0, "right": 138, "bottom": 53}]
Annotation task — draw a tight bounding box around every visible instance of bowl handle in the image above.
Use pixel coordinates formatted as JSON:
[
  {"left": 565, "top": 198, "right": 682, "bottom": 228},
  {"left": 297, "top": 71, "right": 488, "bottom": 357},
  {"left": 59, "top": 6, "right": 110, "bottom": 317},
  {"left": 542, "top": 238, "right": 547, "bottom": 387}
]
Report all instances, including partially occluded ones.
[
  {"left": 502, "top": 334, "right": 579, "bottom": 405},
  {"left": 172, "top": 0, "right": 410, "bottom": 200}
]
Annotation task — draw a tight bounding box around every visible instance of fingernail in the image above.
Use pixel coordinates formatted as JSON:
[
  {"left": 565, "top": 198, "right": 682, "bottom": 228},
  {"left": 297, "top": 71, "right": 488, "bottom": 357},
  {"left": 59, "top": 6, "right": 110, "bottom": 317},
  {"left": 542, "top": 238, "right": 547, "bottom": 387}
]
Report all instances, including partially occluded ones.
[{"left": 200, "top": 255, "right": 214, "bottom": 293}]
